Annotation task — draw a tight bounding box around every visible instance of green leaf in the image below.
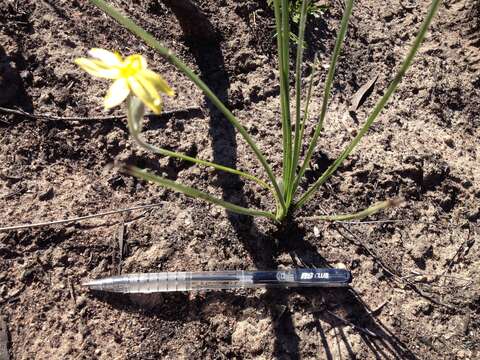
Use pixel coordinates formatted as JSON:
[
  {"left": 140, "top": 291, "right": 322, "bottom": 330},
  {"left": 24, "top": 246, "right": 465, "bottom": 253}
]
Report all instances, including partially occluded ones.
[
  {"left": 287, "top": 0, "right": 310, "bottom": 207},
  {"left": 301, "top": 199, "right": 401, "bottom": 222},
  {"left": 293, "top": 0, "right": 354, "bottom": 195},
  {"left": 123, "top": 165, "right": 277, "bottom": 220}
]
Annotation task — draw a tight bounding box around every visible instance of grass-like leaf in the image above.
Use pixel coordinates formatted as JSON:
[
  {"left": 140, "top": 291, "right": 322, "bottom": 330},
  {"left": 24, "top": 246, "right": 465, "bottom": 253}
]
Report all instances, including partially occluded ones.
[
  {"left": 123, "top": 165, "right": 276, "bottom": 220},
  {"left": 301, "top": 199, "right": 401, "bottom": 222},
  {"left": 293, "top": 0, "right": 355, "bottom": 194},
  {"left": 288, "top": 0, "right": 310, "bottom": 206}
]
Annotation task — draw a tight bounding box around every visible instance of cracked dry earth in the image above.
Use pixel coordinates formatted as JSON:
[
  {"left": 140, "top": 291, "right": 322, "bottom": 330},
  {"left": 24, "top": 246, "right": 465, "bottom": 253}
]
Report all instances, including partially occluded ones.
[{"left": 0, "top": 0, "right": 479, "bottom": 359}]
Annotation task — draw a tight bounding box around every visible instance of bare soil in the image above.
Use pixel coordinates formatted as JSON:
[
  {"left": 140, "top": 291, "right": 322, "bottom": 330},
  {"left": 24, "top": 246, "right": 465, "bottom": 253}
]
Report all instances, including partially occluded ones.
[{"left": 0, "top": 0, "right": 479, "bottom": 359}]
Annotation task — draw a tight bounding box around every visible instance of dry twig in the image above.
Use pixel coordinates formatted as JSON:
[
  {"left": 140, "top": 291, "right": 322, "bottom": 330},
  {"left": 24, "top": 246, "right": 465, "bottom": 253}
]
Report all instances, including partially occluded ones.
[
  {"left": 0, "top": 202, "right": 166, "bottom": 232},
  {"left": 0, "top": 106, "right": 202, "bottom": 122}
]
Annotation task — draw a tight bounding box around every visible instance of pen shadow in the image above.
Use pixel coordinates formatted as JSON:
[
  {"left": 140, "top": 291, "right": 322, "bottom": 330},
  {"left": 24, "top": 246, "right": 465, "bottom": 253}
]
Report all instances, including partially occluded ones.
[{"left": 91, "top": 220, "right": 417, "bottom": 359}]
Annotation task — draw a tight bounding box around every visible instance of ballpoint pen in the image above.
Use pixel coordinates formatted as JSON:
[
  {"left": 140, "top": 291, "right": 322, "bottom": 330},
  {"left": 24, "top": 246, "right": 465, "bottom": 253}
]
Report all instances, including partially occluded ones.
[{"left": 82, "top": 268, "right": 352, "bottom": 293}]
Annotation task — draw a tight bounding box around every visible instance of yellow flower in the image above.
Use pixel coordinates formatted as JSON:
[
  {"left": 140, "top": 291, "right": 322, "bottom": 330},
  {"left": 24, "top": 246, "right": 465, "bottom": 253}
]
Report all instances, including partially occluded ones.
[{"left": 75, "top": 48, "right": 174, "bottom": 114}]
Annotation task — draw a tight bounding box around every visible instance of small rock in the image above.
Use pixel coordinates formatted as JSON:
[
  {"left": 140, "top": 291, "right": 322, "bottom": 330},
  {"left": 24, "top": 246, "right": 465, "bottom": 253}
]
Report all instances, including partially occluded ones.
[
  {"left": 108, "top": 175, "right": 125, "bottom": 189},
  {"left": 38, "top": 187, "right": 54, "bottom": 201},
  {"left": 232, "top": 318, "right": 273, "bottom": 354},
  {"left": 19, "top": 70, "right": 32, "bottom": 83},
  {"left": 292, "top": 312, "right": 314, "bottom": 328},
  {"left": 350, "top": 259, "right": 360, "bottom": 269},
  {"left": 276, "top": 252, "right": 293, "bottom": 266},
  {"left": 38, "top": 92, "right": 53, "bottom": 104},
  {"left": 383, "top": 9, "right": 395, "bottom": 22},
  {"left": 50, "top": 248, "right": 68, "bottom": 265},
  {"left": 313, "top": 226, "right": 320, "bottom": 238},
  {"left": 409, "top": 240, "right": 433, "bottom": 266},
  {"left": 210, "top": 207, "right": 221, "bottom": 218},
  {"left": 422, "top": 161, "right": 449, "bottom": 190},
  {"left": 461, "top": 179, "right": 473, "bottom": 189},
  {"left": 21, "top": 267, "right": 37, "bottom": 282},
  {"left": 416, "top": 301, "right": 433, "bottom": 315},
  {"left": 444, "top": 136, "right": 454, "bottom": 147},
  {"left": 76, "top": 295, "right": 87, "bottom": 309},
  {"left": 105, "top": 131, "right": 120, "bottom": 146},
  {"left": 466, "top": 207, "right": 480, "bottom": 222}
]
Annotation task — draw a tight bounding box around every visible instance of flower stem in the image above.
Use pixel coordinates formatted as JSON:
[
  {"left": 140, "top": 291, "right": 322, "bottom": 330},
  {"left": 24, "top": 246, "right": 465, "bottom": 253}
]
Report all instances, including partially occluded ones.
[{"left": 125, "top": 98, "right": 272, "bottom": 191}]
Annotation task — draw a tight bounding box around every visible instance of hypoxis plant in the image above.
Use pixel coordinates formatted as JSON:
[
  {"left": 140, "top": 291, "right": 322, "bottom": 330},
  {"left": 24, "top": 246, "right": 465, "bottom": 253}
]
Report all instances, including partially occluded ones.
[{"left": 77, "top": 0, "right": 442, "bottom": 222}]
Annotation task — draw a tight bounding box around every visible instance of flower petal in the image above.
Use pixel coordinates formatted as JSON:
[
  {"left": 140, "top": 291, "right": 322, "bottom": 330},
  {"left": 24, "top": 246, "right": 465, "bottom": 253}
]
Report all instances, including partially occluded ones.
[
  {"left": 124, "top": 54, "right": 148, "bottom": 71},
  {"left": 139, "top": 69, "right": 175, "bottom": 97},
  {"left": 75, "top": 58, "right": 120, "bottom": 79},
  {"left": 104, "top": 78, "right": 130, "bottom": 109},
  {"left": 128, "top": 76, "right": 162, "bottom": 114},
  {"left": 88, "top": 48, "right": 123, "bottom": 67}
]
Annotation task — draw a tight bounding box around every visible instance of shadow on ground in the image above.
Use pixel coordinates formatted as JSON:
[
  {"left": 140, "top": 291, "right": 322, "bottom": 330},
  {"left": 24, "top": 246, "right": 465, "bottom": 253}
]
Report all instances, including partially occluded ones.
[{"left": 0, "top": 45, "right": 33, "bottom": 119}]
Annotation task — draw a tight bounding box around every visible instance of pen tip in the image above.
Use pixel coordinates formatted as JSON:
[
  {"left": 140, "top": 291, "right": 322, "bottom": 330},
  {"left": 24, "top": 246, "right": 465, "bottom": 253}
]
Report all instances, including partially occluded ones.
[{"left": 81, "top": 279, "right": 99, "bottom": 289}]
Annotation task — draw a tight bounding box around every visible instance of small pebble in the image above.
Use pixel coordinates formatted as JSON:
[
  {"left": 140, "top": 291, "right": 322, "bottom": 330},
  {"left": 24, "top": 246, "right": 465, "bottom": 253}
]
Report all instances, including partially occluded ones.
[
  {"left": 444, "top": 136, "right": 454, "bottom": 147},
  {"left": 76, "top": 295, "right": 87, "bottom": 309}
]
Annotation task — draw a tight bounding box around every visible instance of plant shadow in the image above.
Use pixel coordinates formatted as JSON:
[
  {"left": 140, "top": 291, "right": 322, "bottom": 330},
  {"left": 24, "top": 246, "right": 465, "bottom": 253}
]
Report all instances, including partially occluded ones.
[
  {"left": 159, "top": 0, "right": 247, "bottom": 211},
  {"left": 94, "top": 283, "right": 417, "bottom": 359},
  {"left": 249, "top": 219, "right": 417, "bottom": 359},
  {"left": 0, "top": 45, "right": 33, "bottom": 119}
]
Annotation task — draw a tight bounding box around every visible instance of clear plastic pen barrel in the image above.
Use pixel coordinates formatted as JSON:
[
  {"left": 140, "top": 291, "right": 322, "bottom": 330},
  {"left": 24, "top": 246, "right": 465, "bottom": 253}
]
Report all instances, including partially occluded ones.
[
  {"left": 82, "top": 269, "right": 352, "bottom": 293},
  {"left": 83, "top": 271, "right": 253, "bottom": 293}
]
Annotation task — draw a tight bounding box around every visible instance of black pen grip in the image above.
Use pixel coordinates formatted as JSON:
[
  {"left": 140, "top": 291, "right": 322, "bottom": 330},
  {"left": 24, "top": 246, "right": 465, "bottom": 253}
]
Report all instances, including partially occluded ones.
[{"left": 251, "top": 268, "right": 351, "bottom": 287}]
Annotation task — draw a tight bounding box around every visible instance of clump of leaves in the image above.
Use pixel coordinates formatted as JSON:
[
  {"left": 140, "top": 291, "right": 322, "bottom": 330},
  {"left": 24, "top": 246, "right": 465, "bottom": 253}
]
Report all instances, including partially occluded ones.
[
  {"left": 78, "top": 0, "right": 441, "bottom": 222},
  {"left": 267, "top": 0, "right": 328, "bottom": 24},
  {"left": 267, "top": 0, "right": 328, "bottom": 46}
]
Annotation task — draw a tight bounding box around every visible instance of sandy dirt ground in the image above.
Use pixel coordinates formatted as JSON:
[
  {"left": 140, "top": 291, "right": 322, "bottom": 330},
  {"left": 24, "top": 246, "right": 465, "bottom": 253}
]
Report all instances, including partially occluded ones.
[{"left": 0, "top": 0, "right": 479, "bottom": 358}]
